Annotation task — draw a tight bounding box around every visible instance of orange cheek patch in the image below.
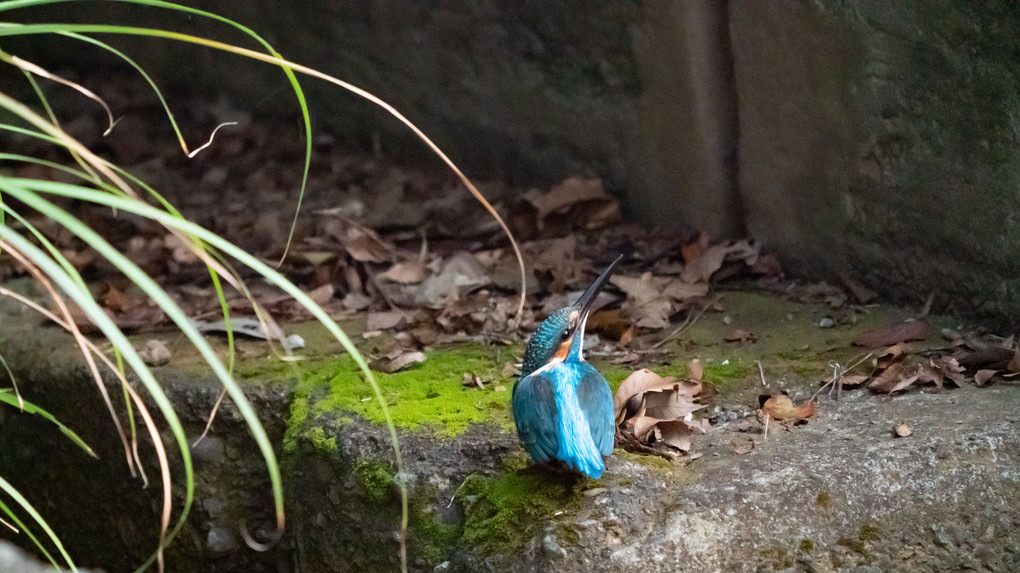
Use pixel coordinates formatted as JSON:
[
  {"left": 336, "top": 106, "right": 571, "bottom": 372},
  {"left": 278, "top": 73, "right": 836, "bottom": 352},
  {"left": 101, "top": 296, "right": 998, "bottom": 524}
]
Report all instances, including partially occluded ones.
[{"left": 554, "top": 339, "right": 572, "bottom": 360}]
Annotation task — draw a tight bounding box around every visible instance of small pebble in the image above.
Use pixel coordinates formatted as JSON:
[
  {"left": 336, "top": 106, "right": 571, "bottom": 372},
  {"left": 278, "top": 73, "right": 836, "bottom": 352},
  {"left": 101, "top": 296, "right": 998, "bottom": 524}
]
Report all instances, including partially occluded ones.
[
  {"left": 206, "top": 526, "right": 239, "bottom": 555},
  {"left": 818, "top": 317, "right": 835, "bottom": 329}
]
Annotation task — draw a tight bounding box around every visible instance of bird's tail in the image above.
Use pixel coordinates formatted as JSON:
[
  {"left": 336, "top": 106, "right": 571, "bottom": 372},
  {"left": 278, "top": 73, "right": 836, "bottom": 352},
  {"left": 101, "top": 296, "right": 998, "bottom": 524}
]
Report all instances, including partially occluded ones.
[{"left": 554, "top": 382, "right": 606, "bottom": 479}]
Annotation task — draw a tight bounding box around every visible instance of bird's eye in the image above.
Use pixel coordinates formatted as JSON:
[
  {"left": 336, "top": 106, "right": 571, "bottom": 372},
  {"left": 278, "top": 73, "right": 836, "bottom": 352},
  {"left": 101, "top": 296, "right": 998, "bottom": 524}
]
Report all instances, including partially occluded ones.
[{"left": 562, "top": 329, "right": 570, "bottom": 339}]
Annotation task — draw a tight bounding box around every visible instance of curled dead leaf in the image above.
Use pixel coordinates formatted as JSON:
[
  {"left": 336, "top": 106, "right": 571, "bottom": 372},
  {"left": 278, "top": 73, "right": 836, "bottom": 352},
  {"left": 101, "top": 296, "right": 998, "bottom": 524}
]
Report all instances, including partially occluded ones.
[
  {"left": 759, "top": 394, "right": 817, "bottom": 423},
  {"left": 369, "top": 349, "right": 425, "bottom": 373},
  {"left": 974, "top": 369, "right": 998, "bottom": 387},
  {"left": 614, "top": 367, "right": 708, "bottom": 453},
  {"left": 853, "top": 318, "right": 931, "bottom": 347},
  {"left": 306, "top": 283, "right": 335, "bottom": 306},
  {"left": 378, "top": 261, "right": 428, "bottom": 284},
  {"left": 528, "top": 176, "right": 620, "bottom": 231},
  {"left": 462, "top": 372, "right": 485, "bottom": 390},
  {"left": 868, "top": 361, "right": 917, "bottom": 394}
]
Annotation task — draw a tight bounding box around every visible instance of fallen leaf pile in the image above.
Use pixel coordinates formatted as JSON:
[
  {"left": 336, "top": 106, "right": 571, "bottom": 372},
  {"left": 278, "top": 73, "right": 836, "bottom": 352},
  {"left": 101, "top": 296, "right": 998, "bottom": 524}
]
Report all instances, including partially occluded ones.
[
  {"left": 824, "top": 324, "right": 1020, "bottom": 395},
  {"left": 0, "top": 75, "right": 793, "bottom": 373},
  {"left": 613, "top": 362, "right": 713, "bottom": 454}
]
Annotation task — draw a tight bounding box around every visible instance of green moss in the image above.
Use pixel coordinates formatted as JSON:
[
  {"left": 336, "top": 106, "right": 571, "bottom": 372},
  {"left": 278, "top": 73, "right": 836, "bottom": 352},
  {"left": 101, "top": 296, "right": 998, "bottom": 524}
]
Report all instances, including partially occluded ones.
[
  {"left": 307, "top": 426, "right": 337, "bottom": 454},
  {"left": 305, "top": 345, "right": 513, "bottom": 437},
  {"left": 799, "top": 538, "right": 814, "bottom": 553},
  {"left": 460, "top": 469, "right": 579, "bottom": 552},
  {"left": 283, "top": 395, "right": 310, "bottom": 455},
  {"left": 413, "top": 515, "right": 460, "bottom": 564},
  {"left": 614, "top": 448, "right": 673, "bottom": 471},
  {"left": 355, "top": 459, "right": 396, "bottom": 504},
  {"left": 816, "top": 491, "right": 832, "bottom": 510},
  {"left": 700, "top": 359, "right": 753, "bottom": 384}
]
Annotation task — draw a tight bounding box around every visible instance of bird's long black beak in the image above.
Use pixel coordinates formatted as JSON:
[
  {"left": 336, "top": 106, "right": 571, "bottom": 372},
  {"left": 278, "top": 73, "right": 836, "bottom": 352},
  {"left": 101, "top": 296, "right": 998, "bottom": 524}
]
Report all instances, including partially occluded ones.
[{"left": 572, "top": 254, "right": 623, "bottom": 319}]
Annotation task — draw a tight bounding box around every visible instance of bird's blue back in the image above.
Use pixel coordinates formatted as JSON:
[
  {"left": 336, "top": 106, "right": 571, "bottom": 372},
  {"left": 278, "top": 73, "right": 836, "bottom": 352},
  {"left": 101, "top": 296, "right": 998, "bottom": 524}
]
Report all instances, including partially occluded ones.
[{"left": 512, "top": 325, "right": 615, "bottom": 478}]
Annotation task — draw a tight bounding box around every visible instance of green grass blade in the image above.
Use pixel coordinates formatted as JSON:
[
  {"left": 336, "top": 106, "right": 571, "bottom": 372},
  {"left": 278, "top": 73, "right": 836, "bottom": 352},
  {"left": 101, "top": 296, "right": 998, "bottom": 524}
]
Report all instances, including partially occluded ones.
[
  {"left": 0, "top": 219, "right": 192, "bottom": 570},
  {"left": 0, "top": 389, "right": 97, "bottom": 458},
  {"left": 0, "top": 475, "right": 76, "bottom": 571},
  {"left": 4, "top": 178, "right": 410, "bottom": 559}
]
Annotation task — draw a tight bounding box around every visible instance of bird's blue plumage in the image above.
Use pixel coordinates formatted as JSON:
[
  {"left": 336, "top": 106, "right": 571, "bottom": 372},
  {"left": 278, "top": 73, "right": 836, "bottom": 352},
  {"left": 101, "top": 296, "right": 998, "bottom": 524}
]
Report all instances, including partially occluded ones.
[
  {"left": 512, "top": 360, "right": 614, "bottom": 478},
  {"left": 512, "top": 257, "right": 622, "bottom": 479}
]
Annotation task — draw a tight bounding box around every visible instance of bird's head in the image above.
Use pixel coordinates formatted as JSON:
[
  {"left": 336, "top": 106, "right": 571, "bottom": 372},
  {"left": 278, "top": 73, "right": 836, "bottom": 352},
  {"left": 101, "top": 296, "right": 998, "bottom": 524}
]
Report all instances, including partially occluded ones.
[{"left": 519, "top": 255, "right": 622, "bottom": 379}]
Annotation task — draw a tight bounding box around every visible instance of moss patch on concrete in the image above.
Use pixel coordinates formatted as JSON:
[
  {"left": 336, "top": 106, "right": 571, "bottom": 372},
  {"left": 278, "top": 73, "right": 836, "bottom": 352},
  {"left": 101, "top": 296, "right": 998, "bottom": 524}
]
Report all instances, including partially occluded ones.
[
  {"left": 355, "top": 459, "right": 396, "bottom": 504},
  {"left": 460, "top": 468, "right": 582, "bottom": 553},
  {"left": 304, "top": 345, "right": 513, "bottom": 437}
]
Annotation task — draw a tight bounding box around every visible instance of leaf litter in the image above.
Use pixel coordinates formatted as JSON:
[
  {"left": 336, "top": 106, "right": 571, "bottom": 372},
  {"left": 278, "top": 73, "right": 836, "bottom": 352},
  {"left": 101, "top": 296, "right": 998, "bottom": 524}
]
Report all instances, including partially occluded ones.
[
  {"left": 4, "top": 77, "right": 1015, "bottom": 472},
  {"left": 614, "top": 362, "right": 713, "bottom": 456}
]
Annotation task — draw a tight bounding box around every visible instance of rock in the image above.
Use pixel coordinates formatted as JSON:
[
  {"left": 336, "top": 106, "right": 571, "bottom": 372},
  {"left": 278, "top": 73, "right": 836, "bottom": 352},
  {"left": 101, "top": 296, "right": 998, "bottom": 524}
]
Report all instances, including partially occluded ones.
[
  {"left": 542, "top": 533, "right": 567, "bottom": 559},
  {"left": 206, "top": 526, "right": 239, "bottom": 555}
]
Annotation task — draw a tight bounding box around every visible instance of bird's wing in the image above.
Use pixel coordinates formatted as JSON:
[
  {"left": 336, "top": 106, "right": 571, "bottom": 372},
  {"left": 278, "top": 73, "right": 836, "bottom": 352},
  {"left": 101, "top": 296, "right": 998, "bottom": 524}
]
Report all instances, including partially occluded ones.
[
  {"left": 576, "top": 365, "right": 616, "bottom": 456},
  {"left": 511, "top": 372, "right": 559, "bottom": 463}
]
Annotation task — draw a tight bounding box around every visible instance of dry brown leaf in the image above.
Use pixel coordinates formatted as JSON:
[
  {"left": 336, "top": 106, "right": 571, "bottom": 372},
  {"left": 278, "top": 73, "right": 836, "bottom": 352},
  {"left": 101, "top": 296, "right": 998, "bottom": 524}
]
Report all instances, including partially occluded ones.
[
  {"left": 958, "top": 347, "right": 1015, "bottom": 371},
  {"left": 974, "top": 369, "right": 998, "bottom": 387},
  {"left": 587, "top": 308, "right": 631, "bottom": 340},
  {"left": 838, "top": 374, "right": 870, "bottom": 388},
  {"left": 1008, "top": 351, "right": 1020, "bottom": 374},
  {"left": 619, "top": 324, "right": 635, "bottom": 347},
  {"left": 102, "top": 285, "right": 132, "bottom": 313},
  {"left": 937, "top": 356, "right": 967, "bottom": 387},
  {"left": 642, "top": 383, "right": 704, "bottom": 420},
  {"left": 462, "top": 372, "right": 485, "bottom": 389},
  {"left": 528, "top": 176, "right": 620, "bottom": 231},
  {"left": 611, "top": 273, "right": 674, "bottom": 329},
  {"left": 307, "top": 283, "right": 335, "bottom": 306},
  {"left": 681, "top": 231, "right": 710, "bottom": 264},
  {"left": 853, "top": 319, "right": 931, "bottom": 347},
  {"left": 680, "top": 244, "right": 729, "bottom": 284},
  {"left": 613, "top": 369, "right": 680, "bottom": 418},
  {"left": 680, "top": 240, "right": 759, "bottom": 284},
  {"left": 345, "top": 227, "right": 392, "bottom": 263},
  {"left": 370, "top": 349, "right": 425, "bottom": 373},
  {"left": 876, "top": 342, "right": 911, "bottom": 368},
  {"left": 614, "top": 367, "right": 709, "bottom": 453},
  {"left": 367, "top": 311, "right": 407, "bottom": 331},
  {"left": 916, "top": 361, "right": 944, "bottom": 390},
  {"left": 760, "top": 394, "right": 817, "bottom": 422},
  {"left": 662, "top": 279, "right": 710, "bottom": 301},
  {"left": 622, "top": 413, "right": 661, "bottom": 443},
  {"left": 114, "top": 304, "right": 164, "bottom": 330},
  {"left": 657, "top": 420, "right": 695, "bottom": 451},
  {"left": 378, "top": 261, "right": 428, "bottom": 284},
  {"left": 417, "top": 252, "right": 489, "bottom": 309},
  {"left": 868, "top": 361, "right": 909, "bottom": 393}
]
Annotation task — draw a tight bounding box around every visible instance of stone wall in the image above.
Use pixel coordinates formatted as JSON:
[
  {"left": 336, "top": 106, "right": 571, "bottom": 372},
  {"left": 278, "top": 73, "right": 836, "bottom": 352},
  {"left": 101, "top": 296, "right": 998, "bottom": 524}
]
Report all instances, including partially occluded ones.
[{"left": 8, "top": 0, "right": 1020, "bottom": 323}]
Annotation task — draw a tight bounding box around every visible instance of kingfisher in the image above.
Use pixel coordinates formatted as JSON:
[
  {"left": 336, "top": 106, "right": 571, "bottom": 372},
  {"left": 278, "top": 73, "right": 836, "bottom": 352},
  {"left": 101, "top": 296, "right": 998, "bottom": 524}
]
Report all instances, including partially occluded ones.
[{"left": 512, "top": 255, "right": 622, "bottom": 479}]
